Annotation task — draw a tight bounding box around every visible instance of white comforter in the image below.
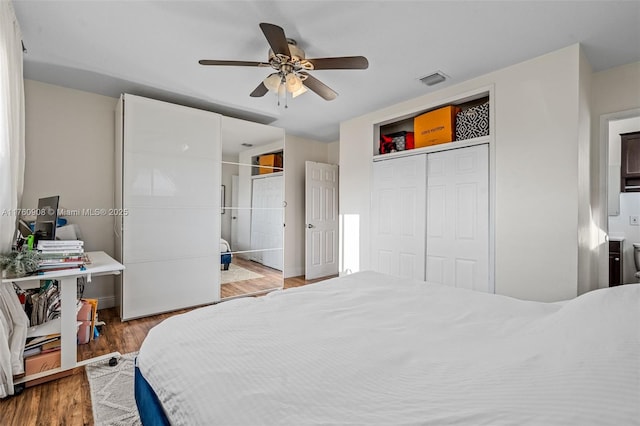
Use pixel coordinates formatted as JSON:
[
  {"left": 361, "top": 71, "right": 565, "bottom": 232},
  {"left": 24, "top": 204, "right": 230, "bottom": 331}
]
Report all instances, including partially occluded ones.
[
  {"left": 138, "top": 271, "right": 640, "bottom": 425},
  {"left": 220, "top": 238, "right": 231, "bottom": 253}
]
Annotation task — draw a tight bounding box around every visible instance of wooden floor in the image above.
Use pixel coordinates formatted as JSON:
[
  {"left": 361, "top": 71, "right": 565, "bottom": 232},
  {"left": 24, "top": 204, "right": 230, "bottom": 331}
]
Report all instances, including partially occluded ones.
[
  {"left": 220, "top": 257, "right": 284, "bottom": 298},
  {"left": 0, "top": 273, "right": 334, "bottom": 425}
]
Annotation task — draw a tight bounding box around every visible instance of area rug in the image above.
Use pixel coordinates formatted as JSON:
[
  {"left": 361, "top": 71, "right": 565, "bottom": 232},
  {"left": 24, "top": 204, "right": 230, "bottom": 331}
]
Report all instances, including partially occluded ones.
[
  {"left": 86, "top": 352, "right": 141, "bottom": 426},
  {"left": 221, "top": 263, "right": 264, "bottom": 284}
]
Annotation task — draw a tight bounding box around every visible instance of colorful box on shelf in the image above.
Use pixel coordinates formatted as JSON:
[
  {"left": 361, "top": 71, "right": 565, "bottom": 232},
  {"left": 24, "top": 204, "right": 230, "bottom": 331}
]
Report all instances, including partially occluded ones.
[
  {"left": 379, "top": 131, "right": 414, "bottom": 154},
  {"left": 414, "top": 105, "right": 460, "bottom": 148},
  {"left": 455, "top": 101, "right": 490, "bottom": 140},
  {"left": 258, "top": 153, "right": 283, "bottom": 174}
]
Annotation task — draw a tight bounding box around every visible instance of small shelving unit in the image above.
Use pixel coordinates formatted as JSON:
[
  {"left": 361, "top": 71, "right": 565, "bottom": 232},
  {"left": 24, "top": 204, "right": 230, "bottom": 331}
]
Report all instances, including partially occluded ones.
[
  {"left": 373, "top": 89, "right": 491, "bottom": 160},
  {"left": 251, "top": 150, "right": 284, "bottom": 176}
]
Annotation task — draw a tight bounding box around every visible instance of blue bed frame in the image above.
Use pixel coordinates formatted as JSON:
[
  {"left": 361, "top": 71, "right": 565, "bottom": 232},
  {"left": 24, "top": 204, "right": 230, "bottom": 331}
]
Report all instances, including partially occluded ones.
[
  {"left": 134, "top": 361, "right": 170, "bottom": 425},
  {"left": 221, "top": 252, "right": 231, "bottom": 270}
]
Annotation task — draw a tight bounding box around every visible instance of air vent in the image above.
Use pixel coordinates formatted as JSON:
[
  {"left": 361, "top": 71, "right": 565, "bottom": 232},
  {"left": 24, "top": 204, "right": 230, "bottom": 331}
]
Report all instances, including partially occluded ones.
[{"left": 419, "top": 71, "right": 447, "bottom": 86}]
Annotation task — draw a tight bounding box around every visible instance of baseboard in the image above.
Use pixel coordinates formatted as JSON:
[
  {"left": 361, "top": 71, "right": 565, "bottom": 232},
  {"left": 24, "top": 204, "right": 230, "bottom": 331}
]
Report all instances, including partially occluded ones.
[{"left": 284, "top": 266, "right": 305, "bottom": 279}]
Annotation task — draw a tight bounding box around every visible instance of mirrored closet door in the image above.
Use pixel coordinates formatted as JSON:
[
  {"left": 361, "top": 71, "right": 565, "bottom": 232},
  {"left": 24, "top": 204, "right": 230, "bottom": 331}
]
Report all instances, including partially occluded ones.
[{"left": 220, "top": 116, "right": 285, "bottom": 299}]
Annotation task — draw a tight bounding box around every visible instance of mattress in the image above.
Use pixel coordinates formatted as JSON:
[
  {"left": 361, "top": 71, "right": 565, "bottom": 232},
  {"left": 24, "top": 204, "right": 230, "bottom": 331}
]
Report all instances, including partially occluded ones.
[
  {"left": 137, "top": 271, "right": 640, "bottom": 425},
  {"left": 220, "top": 238, "right": 231, "bottom": 253}
]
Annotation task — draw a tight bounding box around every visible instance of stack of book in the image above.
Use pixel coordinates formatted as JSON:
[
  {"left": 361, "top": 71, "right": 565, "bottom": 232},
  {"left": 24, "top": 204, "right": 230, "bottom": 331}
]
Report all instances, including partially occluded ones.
[
  {"left": 23, "top": 333, "right": 61, "bottom": 358},
  {"left": 37, "top": 240, "right": 85, "bottom": 273}
]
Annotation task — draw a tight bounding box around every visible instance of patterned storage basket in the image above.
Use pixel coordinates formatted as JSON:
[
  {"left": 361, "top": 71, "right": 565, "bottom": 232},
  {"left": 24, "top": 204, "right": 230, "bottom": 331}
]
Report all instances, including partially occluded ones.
[{"left": 455, "top": 102, "right": 489, "bottom": 141}]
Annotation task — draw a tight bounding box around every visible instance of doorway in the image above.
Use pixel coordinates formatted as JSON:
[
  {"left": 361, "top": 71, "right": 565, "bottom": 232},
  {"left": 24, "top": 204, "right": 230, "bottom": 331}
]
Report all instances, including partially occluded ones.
[
  {"left": 305, "top": 161, "right": 339, "bottom": 280},
  {"left": 600, "top": 109, "right": 640, "bottom": 287}
]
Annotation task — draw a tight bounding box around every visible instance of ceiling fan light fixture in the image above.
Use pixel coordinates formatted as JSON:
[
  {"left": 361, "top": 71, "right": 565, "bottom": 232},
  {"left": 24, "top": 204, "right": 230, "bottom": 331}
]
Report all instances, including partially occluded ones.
[
  {"left": 291, "top": 85, "right": 308, "bottom": 98},
  {"left": 264, "top": 73, "right": 282, "bottom": 92},
  {"left": 285, "top": 73, "right": 303, "bottom": 93}
]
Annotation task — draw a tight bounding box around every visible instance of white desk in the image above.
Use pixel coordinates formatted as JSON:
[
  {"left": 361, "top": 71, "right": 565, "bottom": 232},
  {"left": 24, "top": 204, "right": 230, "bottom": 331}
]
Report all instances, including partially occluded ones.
[{"left": 2, "top": 251, "right": 124, "bottom": 385}]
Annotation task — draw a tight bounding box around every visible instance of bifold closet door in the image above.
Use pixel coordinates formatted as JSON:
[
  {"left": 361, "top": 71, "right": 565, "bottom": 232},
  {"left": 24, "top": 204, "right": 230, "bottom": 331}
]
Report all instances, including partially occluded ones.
[
  {"left": 118, "top": 94, "right": 221, "bottom": 320},
  {"left": 426, "top": 144, "right": 489, "bottom": 292},
  {"left": 371, "top": 155, "right": 426, "bottom": 280}
]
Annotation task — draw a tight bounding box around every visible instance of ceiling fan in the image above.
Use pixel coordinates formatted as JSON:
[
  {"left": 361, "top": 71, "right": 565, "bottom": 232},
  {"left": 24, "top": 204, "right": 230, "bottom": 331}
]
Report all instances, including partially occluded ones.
[{"left": 199, "top": 23, "right": 369, "bottom": 101}]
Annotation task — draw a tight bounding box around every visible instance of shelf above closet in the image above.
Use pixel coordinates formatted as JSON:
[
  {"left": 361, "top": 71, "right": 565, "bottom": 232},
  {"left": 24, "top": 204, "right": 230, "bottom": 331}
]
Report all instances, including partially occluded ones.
[{"left": 374, "top": 88, "right": 491, "bottom": 158}]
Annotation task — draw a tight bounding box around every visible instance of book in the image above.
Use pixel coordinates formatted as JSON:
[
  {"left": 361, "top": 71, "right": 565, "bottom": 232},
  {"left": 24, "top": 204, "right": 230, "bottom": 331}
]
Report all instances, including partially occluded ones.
[
  {"left": 41, "top": 338, "right": 61, "bottom": 351},
  {"left": 37, "top": 240, "right": 84, "bottom": 248},
  {"left": 38, "top": 250, "right": 84, "bottom": 256},
  {"left": 23, "top": 346, "right": 42, "bottom": 358},
  {"left": 81, "top": 298, "right": 99, "bottom": 341},
  {"left": 40, "top": 258, "right": 84, "bottom": 264},
  {"left": 25, "top": 333, "right": 61, "bottom": 350},
  {"left": 35, "top": 265, "right": 83, "bottom": 274}
]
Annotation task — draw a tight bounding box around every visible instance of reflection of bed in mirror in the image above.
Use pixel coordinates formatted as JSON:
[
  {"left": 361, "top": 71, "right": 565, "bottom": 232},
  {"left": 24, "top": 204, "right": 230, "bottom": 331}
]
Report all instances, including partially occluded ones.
[{"left": 220, "top": 238, "right": 231, "bottom": 270}]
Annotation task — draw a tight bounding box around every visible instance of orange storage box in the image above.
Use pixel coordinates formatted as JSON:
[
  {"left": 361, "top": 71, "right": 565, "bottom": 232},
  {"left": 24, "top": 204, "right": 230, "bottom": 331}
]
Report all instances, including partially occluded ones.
[
  {"left": 25, "top": 350, "right": 61, "bottom": 376},
  {"left": 414, "top": 105, "right": 460, "bottom": 148},
  {"left": 258, "top": 153, "right": 283, "bottom": 174}
]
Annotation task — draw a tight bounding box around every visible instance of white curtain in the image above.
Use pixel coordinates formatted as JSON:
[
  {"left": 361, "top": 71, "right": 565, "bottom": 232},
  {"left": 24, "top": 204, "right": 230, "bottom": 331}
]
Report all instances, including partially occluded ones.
[
  {"left": 0, "top": 0, "right": 25, "bottom": 254},
  {"left": 0, "top": 0, "right": 25, "bottom": 398}
]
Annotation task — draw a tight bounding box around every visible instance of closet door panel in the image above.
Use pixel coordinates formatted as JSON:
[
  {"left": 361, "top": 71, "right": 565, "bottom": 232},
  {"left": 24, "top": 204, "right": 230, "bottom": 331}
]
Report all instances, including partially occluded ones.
[
  {"left": 123, "top": 207, "right": 217, "bottom": 263},
  {"left": 122, "top": 259, "right": 215, "bottom": 320},
  {"left": 250, "top": 175, "right": 284, "bottom": 271},
  {"left": 371, "top": 155, "right": 426, "bottom": 280},
  {"left": 426, "top": 144, "right": 489, "bottom": 292},
  {"left": 124, "top": 153, "right": 217, "bottom": 208},
  {"left": 120, "top": 94, "right": 221, "bottom": 320}
]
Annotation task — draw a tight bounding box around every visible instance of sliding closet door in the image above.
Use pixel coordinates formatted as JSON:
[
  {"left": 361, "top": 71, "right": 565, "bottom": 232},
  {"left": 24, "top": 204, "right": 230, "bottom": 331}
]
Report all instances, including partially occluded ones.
[
  {"left": 119, "top": 94, "right": 221, "bottom": 320},
  {"left": 371, "top": 155, "right": 426, "bottom": 280},
  {"left": 426, "top": 144, "right": 489, "bottom": 292}
]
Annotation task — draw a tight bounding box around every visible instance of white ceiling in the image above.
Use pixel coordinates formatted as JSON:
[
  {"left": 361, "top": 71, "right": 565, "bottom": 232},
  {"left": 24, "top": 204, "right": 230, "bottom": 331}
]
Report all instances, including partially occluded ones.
[{"left": 12, "top": 1, "right": 640, "bottom": 143}]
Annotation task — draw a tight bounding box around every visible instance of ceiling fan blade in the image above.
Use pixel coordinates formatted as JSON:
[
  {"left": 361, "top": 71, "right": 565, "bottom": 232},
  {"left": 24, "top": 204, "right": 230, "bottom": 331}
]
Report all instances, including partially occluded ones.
[
  {"left": 199, "top": 60, "right": 269, "bottom": 67},
  {"left": 307, "top": 56, "right": 369, "bottom": 70},
  {"left": 300, "top": 72, "right": 337, "bottom": 101},
  {"left": 259, "top": 23, "right": 291, "bottom": 57},
  {"left": 250, "top": 82, "right": 269, "bottom": 97}
]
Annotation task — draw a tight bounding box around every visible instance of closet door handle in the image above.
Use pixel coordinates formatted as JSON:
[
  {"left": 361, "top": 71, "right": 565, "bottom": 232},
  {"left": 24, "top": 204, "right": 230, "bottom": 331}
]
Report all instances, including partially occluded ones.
[{"left": 307, "top": 224, "right": 314, "bottom": 229}]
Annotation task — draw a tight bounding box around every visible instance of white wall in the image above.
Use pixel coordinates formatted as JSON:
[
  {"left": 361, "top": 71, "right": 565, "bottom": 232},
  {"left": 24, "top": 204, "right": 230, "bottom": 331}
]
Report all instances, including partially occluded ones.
[
  {"left": 23, "top": 80, "right": 118, "bottom": 307},
  {"left": 327, "top": 140, "right": 339, "bottom": 165},
  {"left": 577, "top": 47, "right": 594, "bottom": 296},
  {"left": 283, "top": 134, "right": 330, "bottom": 278},
  {"left": 591, "top": 62, "right": 640, "bottom": 287},
  {"left": 340, "top": 44, "right": 589, "bottom": 302}
]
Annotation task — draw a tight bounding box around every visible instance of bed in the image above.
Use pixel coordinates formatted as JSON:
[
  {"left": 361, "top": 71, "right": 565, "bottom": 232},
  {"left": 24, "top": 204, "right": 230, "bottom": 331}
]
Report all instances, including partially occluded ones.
[
  {"left": 135, "top": 271, "right": 639, "bottom": 425},
  {"left": 220, "top": 238, "right": 232, "bottom": 270}
]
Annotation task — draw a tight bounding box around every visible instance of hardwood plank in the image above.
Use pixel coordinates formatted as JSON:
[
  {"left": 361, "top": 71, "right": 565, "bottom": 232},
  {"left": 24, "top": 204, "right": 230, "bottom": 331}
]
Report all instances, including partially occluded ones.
[{"left": 0, "top": 274, "right": 325, "bottom": 423}]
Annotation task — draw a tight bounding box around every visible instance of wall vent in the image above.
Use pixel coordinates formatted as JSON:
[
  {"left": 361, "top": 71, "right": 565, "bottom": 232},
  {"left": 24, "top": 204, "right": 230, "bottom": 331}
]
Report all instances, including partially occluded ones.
[{"left": 419, "top": 71, "right": 447, "bottom": 86}]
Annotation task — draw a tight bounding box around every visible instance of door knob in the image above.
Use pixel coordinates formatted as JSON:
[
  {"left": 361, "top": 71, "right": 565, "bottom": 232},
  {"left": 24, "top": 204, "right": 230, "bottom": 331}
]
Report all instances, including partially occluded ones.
[{"left": 307, "top": 224, "right": 314, "bottom": 229}]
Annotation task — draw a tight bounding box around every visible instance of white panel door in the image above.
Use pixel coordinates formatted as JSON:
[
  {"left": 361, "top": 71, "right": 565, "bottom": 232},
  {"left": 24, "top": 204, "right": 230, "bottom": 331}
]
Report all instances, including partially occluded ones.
[
  {"left": 305, "top": 161, "right": 339, "bottom": 280},
  {"left": 120, "top": 94, "right": 221, "bottom": 320},
  {"left": 371, "top": 155, "right": 426, "bottom": 280},
  {"left": 426, "top": 144, "right": 489, "bottom": 292},
  {"left": 250, "top": 175, "right": 284, "bottom": 271}
]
